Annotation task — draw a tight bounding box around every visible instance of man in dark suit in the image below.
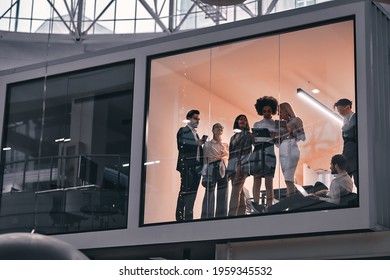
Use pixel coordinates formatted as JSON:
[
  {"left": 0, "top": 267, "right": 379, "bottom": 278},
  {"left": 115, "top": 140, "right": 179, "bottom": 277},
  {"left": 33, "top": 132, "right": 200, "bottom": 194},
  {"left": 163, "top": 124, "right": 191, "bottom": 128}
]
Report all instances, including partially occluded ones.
[
  {"left": 334, "top": 98, "right": 358, "bottom": 189},
  {"left": 176, "top": 110, "right": 205, "bottom": 221}
]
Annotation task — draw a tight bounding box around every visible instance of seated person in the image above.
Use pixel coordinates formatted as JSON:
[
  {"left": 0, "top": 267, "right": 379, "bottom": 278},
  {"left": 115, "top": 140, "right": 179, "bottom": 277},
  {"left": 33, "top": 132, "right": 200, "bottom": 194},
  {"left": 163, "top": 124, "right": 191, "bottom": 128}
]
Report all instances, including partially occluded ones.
[
  {"left": 267, "top": 154, "right": 355, "bottom": 213},
  {"left": 312, "top": 154, "right": 354, "bottom": 204}
]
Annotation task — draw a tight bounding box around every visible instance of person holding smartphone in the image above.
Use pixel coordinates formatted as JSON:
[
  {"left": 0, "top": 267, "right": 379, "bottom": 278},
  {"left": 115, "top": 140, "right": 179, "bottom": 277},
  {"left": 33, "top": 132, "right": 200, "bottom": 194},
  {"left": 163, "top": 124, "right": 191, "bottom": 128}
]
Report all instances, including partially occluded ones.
[{"left": 175, "top": 109, "right": 206, "bottom": 221}]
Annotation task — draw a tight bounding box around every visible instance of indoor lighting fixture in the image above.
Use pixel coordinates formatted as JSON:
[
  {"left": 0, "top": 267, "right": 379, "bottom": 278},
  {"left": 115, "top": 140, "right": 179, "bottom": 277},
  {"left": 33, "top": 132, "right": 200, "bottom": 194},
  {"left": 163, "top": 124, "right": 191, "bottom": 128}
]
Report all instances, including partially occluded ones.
[
  {"left": 311, "top": 88, "right": 320, "bottom": 94},
  {"left": 54, "top": 138, "right": 71, "bottom": 143},
  {"left": 297, "top": 88, "right": 343, "bottom": 125},
  {"left": 2, "top": 147, "right": 11, "bottom": 151},
  {"left": 200, "top": 0, "right": 246, "bottom": 5},
  {"left": 144, "top": 160, "right": 161, "bottom": 166}
]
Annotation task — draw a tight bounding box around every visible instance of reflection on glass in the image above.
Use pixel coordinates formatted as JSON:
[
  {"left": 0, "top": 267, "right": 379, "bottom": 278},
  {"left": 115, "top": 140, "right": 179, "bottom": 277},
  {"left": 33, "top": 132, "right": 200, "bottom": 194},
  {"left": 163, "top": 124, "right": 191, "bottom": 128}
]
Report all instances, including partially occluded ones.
[
  {"left": 144, "top": 20, "right": 357, "bottom": 224},
  {"left": 0, "top": 62, "right": 134, "bottom": 234}
]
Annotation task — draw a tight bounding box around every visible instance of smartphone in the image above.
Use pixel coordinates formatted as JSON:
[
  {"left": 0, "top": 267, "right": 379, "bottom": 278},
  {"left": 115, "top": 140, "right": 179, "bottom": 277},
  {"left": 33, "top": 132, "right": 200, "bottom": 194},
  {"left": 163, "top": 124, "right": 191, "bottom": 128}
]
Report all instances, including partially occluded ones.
[{"left": 201, "top": 135, "right": 208, "bottom": 141}]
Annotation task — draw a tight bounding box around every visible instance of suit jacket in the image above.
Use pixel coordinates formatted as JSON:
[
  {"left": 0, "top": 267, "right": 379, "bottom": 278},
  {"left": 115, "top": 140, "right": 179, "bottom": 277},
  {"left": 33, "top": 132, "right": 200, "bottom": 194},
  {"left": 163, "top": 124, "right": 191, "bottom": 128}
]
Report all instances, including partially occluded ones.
[
  {"left": 342, "top": 113, "right": 357, "bottom": 173},
  {"left": 176, "top": 126, "right": 203, "bottom": 172}
]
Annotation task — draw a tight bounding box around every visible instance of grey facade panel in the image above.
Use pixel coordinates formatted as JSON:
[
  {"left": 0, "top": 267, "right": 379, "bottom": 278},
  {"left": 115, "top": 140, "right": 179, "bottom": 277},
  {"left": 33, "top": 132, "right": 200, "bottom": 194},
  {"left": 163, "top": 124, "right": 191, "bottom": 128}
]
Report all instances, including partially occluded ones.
[{"left": 371, "top": 2, "right": 390, "bottom": 228}]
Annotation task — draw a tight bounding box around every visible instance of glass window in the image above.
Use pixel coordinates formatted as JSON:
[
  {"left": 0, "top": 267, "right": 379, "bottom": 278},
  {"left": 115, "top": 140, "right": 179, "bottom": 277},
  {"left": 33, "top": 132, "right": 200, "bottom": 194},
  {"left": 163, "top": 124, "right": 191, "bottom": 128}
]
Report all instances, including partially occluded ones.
[
  {"left": 0, "top": 61, "right": 134, "bottom": 234},
  {"left": 296, "top": 0, "right": 316, "bottom": 8},
  {"left": 143, "top": 20, "right": 357, "bottom": 225}
]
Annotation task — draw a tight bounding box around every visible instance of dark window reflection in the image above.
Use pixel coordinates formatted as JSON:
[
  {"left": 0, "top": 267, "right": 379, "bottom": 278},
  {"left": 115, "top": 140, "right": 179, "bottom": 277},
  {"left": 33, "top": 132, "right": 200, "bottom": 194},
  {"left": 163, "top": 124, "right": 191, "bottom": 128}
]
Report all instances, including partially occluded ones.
[{"left": 0, "top": 61, "right": 134, "bottom": 234}]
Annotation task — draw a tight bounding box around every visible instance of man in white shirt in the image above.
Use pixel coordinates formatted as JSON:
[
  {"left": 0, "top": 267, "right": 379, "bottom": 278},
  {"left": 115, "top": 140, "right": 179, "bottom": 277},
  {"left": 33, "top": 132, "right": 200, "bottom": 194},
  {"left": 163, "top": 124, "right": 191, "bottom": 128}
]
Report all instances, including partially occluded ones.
[{"left": 316, "top": 154, "right": 354, "bottom": 204}]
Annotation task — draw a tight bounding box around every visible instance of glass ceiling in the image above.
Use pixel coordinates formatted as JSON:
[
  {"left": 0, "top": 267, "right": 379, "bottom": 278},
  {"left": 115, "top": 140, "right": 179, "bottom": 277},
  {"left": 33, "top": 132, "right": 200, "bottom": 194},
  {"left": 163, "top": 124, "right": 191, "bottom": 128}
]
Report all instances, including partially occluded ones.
[{"left": 0, "top": 0, "right": 332, "bottom": 41}]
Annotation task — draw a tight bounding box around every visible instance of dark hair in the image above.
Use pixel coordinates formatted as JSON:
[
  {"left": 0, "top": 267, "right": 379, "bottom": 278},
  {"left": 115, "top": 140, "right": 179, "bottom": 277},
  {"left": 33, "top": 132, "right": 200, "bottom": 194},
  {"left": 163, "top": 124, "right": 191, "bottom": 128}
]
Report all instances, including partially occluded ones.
[
  {"left": 186, "top": 109, "right": 200, "bottom": 119},
  {"left": 233, "top": 114, "right": 250, "bottom": 131},
  {"left": 254, "top": 96, "right": 278, "bottom": 115},
  {"left": 334, "top": 98, "right": 352, "bottom": 108},
  {"left": 331, "top": 154, "right": 347, "bottom": 170},
  {"left": 212, "top": 123, "right": 223, "bottom": 130}
]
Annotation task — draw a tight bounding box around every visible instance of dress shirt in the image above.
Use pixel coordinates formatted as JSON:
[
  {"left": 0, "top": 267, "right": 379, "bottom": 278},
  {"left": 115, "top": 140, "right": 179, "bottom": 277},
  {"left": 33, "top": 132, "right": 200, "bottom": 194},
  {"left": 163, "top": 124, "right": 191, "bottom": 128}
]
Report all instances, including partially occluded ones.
[
  {"left": 342, "top": 112, "right": 355, "bottom": 131},
  {"left": 203, "top": 139, "right": 229, "bottom": 177},
  {"left": 319, "top": 171, "right": 354, "bottom": 204},
  {"left": 187, "top": 125, "right": 200, "bottom": 161}
]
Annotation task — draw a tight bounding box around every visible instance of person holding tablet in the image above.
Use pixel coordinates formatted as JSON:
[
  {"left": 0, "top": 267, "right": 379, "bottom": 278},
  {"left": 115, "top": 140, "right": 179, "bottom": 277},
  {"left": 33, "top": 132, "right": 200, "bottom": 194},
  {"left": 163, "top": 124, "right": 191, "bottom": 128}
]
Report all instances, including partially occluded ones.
[{"left": 251, "top": 96, "right": 279, "bottom": 207}]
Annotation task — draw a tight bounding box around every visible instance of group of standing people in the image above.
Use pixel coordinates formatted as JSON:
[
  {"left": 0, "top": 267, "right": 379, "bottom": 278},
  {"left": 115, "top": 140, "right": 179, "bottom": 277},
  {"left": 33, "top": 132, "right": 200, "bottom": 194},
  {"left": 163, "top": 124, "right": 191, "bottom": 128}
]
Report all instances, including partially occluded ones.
[
  {"left": 227, "top": 97, "right": 306, "bottom": 216},
  {"left": 175, "top": 96, "right": 306, "bottom": 221},
  {"left": 175, "top": 96, "right": 357, "bottom": 221}
]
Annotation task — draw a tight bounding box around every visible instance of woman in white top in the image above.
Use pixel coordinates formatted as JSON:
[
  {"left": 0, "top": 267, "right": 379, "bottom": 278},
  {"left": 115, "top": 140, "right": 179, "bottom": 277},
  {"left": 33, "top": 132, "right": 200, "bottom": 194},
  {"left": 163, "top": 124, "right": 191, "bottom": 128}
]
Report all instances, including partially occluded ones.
[
  {"left": 201, "top": 123, "right": 229, "bottom": 218},
  {"left": 278, "top": 102, "right": 306, "bottom": 197}
]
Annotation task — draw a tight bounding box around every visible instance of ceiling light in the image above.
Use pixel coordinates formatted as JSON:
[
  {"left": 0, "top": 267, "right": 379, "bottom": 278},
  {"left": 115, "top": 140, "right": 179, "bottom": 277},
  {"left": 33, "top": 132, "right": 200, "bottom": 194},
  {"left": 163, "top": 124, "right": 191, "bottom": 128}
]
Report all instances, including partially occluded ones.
[
  {"left": 297, "top": 88, "right": 343, "bottom": 126},
  {"left": 2, "top": 147, "right": 11, "bottom": 151},
  {"left": 311, "top": 89, "right": 320, "bottom": 94}
]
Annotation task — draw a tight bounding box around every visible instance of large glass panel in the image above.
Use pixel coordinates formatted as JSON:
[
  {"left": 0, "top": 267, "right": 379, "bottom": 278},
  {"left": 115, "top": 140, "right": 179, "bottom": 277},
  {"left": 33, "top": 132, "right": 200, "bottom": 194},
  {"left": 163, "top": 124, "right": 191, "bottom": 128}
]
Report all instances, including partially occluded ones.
[
  {"left": 144, "top": 19, "right": 357, "bottom": 225},
  {"left": 0, "top": 61, "right": 134, "bottom": 234}
]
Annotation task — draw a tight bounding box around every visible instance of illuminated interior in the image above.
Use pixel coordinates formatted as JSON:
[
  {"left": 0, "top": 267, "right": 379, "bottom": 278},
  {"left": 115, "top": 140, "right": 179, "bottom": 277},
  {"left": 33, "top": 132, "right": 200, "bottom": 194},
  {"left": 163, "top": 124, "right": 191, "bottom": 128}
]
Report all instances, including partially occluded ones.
[{"left": 144, "top": 19, "right": 356, "bottom": 224}]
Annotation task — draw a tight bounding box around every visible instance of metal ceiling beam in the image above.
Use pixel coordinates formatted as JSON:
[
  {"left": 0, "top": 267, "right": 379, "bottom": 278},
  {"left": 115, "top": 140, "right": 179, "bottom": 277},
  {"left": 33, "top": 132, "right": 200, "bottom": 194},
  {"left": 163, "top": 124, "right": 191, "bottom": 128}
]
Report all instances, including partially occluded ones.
[
  {"left": 174, "top": 3, "right": 197, "bottom": 32},
  {"left": 76, "top": 0, "right": 84, "bottom": 37},
  {"left": 168, "top": 0, "right": 174, "bottom": 32},
  {"left": 63, "top": 0, "right": 80, "bottom": 40},
  {"left": 0, "top": 0, "right": 19, "bottom": 20},
  {"left": 46, "top": 0, "right": 73, "bottom": 34},
  {"left": 82, "top": 0, "right": 116, "bottom": 35},
  {"left": 138, "top": 0, "right": 171, "bottom": 34},
  {"left": 265, "top": 0, "right": 279, "bottom": 14},
  {"left": 238, "top": 3, "right": 256, "bottom": 18}
]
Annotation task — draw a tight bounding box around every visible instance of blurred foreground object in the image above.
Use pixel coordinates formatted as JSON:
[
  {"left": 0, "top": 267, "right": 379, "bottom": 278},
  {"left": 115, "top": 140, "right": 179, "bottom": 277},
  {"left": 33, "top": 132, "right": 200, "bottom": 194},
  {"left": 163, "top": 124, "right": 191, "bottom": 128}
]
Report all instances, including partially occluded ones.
[{"left": 0, "top": 232, "right": 89, "bottom": 260}]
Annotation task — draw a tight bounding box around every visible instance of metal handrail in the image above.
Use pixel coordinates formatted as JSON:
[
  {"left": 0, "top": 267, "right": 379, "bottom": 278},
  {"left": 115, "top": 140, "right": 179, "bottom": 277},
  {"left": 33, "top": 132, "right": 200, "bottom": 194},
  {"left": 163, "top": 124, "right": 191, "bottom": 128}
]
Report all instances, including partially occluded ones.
[{"left": 2, "top": 154, "right": 129, "bottom": 192}]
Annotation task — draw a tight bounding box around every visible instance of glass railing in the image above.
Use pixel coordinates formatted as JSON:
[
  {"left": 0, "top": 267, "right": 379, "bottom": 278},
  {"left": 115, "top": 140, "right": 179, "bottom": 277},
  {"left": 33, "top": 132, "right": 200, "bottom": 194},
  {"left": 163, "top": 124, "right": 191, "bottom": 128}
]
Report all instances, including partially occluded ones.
[{"left": 0, "top": 154, "right": 129, "bottom": 235}]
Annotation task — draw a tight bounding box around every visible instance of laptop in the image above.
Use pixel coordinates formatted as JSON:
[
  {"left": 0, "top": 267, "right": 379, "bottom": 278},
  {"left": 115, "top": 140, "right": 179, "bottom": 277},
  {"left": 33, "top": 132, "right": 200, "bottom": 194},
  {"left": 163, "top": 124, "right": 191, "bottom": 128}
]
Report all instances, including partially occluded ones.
[{"left": 295, "top": 184, "right": 315, "bottom": 197}]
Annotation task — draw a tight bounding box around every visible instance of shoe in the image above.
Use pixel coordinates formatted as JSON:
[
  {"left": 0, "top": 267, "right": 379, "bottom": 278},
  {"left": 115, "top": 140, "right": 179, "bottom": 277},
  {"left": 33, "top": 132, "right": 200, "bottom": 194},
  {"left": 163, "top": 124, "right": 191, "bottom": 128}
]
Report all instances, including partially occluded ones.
[
  {"left": 176, "top": 210, "right": 184, "bottom": 222},
  {"left": 253, "top": 203, "right": 266, "bottom": 213}
]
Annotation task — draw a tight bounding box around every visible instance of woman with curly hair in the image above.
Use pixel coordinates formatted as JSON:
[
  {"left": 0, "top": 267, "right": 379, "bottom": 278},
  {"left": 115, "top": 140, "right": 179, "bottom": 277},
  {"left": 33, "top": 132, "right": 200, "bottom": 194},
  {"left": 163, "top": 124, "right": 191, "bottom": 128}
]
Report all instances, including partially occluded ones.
[{"left": 251, "top": 96, "right": 278, "bottom": 207}]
